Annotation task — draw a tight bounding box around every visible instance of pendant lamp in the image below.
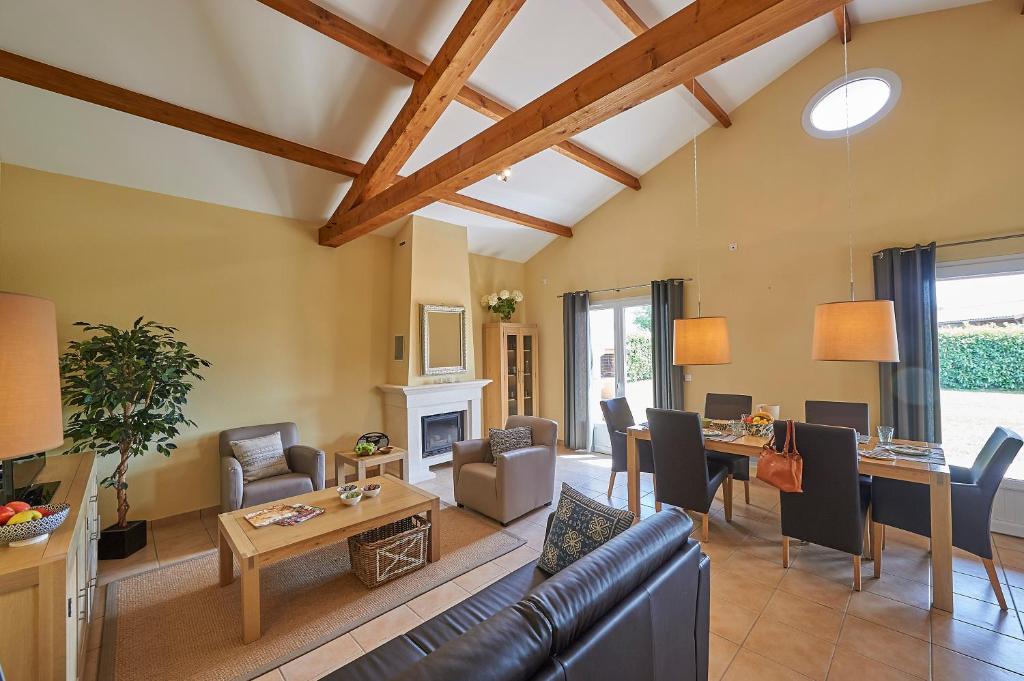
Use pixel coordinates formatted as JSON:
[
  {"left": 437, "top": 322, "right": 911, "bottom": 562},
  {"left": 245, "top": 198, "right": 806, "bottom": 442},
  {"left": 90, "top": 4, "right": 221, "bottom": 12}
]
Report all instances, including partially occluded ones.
[
  {"left": 811, "top": 20, "right": 899, "bottom": 363},
  {"left": 673, "top": 85, "right": 731, "bottom": 366}
]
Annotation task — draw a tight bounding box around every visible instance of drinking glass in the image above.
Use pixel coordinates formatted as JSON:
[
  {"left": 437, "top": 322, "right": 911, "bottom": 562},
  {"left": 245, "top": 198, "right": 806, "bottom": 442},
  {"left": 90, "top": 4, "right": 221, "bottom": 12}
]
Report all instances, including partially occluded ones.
[{"left": 877, "top": 425, "right": 895, "bottom": 445}]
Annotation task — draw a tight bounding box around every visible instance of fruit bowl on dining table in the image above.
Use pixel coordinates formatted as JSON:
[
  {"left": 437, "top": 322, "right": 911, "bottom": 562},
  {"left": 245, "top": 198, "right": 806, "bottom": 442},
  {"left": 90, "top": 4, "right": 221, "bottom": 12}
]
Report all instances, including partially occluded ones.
[{"left": 743, "top": 412, "right": 775, "bottom": 439}]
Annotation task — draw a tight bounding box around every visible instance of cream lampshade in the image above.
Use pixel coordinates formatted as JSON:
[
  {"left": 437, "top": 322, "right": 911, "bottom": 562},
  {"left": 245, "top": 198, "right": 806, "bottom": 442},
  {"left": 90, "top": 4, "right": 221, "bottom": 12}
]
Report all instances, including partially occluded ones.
[
  {"left": 673, "top": 317, "right": 731, "bottom": 366},
  {"left": 812, "top": 300, "right": 900, "bottom": 362},
  {"left": 0, "top": 292, "right": 64, "bottom": 459}
]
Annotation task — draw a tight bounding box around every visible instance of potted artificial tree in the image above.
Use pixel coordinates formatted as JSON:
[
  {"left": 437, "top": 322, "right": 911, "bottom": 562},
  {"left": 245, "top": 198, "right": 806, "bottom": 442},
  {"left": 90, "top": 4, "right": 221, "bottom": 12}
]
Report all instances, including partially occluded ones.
[{"left": 60, "top": 318, "right": 211, "bottom": 559}]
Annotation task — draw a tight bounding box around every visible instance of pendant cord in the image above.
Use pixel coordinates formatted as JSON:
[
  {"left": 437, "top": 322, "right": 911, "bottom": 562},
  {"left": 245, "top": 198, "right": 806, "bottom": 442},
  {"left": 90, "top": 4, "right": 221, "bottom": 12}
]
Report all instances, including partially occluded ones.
[
  {"left": 693, "top": 77, "right": 703, "bottom": 318},
  {"left": 842, "top": 11, "right": 855, "bottom": 302}
]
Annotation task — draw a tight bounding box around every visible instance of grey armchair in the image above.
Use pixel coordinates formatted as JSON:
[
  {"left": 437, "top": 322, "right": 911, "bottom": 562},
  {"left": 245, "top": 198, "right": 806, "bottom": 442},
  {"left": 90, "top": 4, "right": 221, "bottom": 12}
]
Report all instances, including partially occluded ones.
[
  {"left": 453, "top": 415, "right": 558, "bottom": 525},
  {"left": 218, "top": 422, "right": 326, "bottom": 512}
]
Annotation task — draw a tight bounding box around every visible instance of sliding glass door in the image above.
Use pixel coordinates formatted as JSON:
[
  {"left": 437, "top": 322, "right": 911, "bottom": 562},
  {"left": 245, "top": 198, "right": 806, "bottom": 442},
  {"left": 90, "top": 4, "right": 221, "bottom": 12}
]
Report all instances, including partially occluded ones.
[{"left": 588, "top": 297, "right": 654, "bottom": 453}]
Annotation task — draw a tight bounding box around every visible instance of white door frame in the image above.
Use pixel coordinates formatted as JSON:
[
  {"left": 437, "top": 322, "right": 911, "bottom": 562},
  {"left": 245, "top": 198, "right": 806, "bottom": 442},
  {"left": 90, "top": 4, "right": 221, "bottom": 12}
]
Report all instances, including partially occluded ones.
[{"left": 589, "top": 296, "right": 650, "bottom": 454}]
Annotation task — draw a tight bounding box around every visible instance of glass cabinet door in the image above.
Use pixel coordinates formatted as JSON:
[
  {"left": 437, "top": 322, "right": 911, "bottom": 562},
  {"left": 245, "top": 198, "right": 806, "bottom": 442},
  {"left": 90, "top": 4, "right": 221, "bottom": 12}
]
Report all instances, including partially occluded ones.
[
  {"left": 521, "top": 333, "right": 534, "bottom": 416},
  {"left": 506, "top": 333, "right": 518, "bottom": 416}
]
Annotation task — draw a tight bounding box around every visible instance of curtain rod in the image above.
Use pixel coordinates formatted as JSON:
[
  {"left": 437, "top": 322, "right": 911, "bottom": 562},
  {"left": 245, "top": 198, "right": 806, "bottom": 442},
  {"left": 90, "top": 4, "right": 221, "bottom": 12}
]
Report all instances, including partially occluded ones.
[
  {"left": 877, "top": 232, "right": 1024, "bottom": 256},
  {"left": 556, "top": 278, "right": 692, "bottom": 299}
]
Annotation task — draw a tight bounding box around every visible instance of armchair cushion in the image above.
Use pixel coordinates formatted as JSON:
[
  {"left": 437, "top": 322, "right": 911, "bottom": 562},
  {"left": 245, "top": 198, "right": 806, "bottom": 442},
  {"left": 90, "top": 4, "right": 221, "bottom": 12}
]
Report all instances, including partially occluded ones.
[
  {"left": 230, "top": 431, "right": 291, "bottom": 482},
  {"left": 241, "top": 473, "right": 314, "bottom": 508},
  {"left": 488, "top": 426, "right": 533, "bottom": 461},
  {"left": 537, "top": 484, "right": 634, "bottom": 575}
]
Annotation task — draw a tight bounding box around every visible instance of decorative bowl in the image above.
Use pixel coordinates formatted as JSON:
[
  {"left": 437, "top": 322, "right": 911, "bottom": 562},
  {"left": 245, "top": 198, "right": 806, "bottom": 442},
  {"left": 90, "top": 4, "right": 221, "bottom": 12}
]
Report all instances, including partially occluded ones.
[
  {"left": 338, "top": 484, "right": 359, "bottom": 494},
  {"left": 0, "top": 503, "right": 71, "bottom": 547},
  {"left": 375, "top": 446, "right": 394, "bottom": 455},
  {"left": 362, "top": 484, "right": 382, "bottom": 498},
  {"left": 747, "top": 422, "right": 774, "bottom": 439},
  {"left": 340, "top": 490, "right": 363, "bottom": 506}
]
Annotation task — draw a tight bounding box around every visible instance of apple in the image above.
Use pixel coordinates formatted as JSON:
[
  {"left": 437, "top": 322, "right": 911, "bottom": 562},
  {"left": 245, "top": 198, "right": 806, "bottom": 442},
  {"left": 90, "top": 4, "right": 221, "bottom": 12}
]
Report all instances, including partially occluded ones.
[
  {"left": 4, "top": 501, "right": 30, "bottom": 513},
  {"left": 0, "top": 507, "right": 15, "bottom": 526}
]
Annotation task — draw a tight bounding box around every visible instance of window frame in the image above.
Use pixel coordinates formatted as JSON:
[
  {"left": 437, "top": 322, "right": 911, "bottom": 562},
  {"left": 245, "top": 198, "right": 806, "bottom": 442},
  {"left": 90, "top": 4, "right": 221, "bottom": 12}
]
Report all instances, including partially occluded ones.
[{"left": 802, "top": 68, "right": 902, "bottom": 140}]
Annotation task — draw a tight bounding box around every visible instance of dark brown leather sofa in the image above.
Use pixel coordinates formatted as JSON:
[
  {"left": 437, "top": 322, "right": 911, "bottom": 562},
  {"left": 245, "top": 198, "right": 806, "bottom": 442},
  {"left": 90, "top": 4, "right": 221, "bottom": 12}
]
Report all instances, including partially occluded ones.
[{"left": 323, "top": 508, "right": 710, "bottom": 681}]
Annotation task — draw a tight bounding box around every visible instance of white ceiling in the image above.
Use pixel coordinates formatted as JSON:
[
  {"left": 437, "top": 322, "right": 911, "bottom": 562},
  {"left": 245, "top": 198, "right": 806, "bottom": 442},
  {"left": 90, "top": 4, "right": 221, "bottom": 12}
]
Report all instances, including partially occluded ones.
[{"left": 0, "top": 0, "right": 987, "bottom": 262}]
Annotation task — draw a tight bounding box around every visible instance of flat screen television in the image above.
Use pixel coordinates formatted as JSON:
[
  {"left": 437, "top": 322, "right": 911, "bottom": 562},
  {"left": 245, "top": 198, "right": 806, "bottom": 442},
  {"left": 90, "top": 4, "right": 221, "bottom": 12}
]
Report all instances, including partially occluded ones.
[{"left": 0, "top": 452, "right": 48, "bottom": 504}]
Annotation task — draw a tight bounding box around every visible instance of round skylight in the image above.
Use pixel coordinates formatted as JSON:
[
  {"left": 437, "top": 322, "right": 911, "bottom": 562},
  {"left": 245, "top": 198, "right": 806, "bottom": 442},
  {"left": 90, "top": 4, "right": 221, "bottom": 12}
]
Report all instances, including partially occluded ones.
[{"left": 802, "top": 68, "right": 901, "bottom": 139}]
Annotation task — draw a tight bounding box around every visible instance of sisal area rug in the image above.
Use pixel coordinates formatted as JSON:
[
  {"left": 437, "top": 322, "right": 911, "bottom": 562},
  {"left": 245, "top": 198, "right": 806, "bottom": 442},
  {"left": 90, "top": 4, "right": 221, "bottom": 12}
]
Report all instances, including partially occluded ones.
[{"left": 99, "top": 506, "right": 524, "bottom": 681}]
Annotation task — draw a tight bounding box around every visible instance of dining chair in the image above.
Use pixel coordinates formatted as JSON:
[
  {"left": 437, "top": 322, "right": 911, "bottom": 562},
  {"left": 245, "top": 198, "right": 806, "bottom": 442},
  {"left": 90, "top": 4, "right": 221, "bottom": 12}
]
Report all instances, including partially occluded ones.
[
  {"left": 647, "top": 408, "right": 731, "bottom": 541},
  {"left": 774, "top": 421, "right": 871, "bottom": 590},
  {"left": 871, "top": 427, "right": 1023, "bottom": 609},
  {"left": 600, "top": 397, "right": 656, "bottom": 499},
  {"left": 704, "top": 393, "right": 753, "bottom": 504},
  {"left": 805, "top": 400, "right": 870, "bottom": 434}
]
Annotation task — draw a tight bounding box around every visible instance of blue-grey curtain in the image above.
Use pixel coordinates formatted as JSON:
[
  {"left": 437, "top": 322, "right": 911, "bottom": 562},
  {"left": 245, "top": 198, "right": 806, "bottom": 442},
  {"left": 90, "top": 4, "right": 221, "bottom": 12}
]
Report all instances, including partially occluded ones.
[
  {"left": 651, "top": 279, "right": 685, "bottom": 410},
  {"left": 873, "top": 243, "right": 942, "bottom": 442},
  {"left": 562, "top": 291, "right": 590, "bottom": 450}
]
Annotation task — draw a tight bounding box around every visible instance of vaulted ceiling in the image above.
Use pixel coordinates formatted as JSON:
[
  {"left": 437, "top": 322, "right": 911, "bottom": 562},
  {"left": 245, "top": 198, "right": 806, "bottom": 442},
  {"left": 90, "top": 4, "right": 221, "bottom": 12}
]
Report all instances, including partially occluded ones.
[{"left": 0, "top": 0, "right": 987, "bottom": 262}]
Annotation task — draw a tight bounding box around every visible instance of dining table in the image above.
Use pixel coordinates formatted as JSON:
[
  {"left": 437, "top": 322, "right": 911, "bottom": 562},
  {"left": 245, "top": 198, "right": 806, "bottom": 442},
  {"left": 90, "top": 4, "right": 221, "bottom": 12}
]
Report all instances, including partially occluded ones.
[{"left": 625, "top": 425, "right": 955, "bottom": 613}]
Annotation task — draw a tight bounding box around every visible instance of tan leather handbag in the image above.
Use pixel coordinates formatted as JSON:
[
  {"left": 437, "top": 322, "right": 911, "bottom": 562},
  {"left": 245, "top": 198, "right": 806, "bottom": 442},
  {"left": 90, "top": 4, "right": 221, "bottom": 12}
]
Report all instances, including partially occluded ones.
[{"left": 755, "top": 420, "right": 803, "bottom": 493}]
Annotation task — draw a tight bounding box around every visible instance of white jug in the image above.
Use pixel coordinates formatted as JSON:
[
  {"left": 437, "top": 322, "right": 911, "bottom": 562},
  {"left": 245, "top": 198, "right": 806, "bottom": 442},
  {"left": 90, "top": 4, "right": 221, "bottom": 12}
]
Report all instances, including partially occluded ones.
[{"left": 755, "top": 404, "right": 780, "bottom": 420}]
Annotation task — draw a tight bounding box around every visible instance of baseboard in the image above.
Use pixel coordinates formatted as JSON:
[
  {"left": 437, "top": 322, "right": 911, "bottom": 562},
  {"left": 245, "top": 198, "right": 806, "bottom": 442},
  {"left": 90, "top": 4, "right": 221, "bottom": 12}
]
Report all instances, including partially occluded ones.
[{"left": 991, "top": 519, "right": 1024, "bottom": 538}]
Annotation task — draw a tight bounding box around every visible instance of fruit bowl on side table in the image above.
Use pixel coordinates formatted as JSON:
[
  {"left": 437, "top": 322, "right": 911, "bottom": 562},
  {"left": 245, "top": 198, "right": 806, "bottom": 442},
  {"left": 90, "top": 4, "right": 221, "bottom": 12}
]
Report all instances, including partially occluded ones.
[{"left": 0, "top": 503, "right": 71, "bottom": 547}]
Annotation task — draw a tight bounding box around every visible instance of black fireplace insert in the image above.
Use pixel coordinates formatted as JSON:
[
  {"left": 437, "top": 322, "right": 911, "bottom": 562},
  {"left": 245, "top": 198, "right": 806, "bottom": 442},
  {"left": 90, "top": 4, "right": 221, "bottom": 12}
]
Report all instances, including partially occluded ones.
[{"left": 422, "top": 411, "right": 465, "bottom": 458}]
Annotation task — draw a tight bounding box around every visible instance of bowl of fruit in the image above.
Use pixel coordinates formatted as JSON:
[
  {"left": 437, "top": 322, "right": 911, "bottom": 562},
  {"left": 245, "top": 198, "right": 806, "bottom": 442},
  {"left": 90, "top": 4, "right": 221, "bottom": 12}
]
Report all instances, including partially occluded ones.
[
  {"left": 353, "top": 442, "right": 377, "bottom": 458},
  {"left": 743, "top": 412, "right": 776, "bottom": 439},
  {"left": 0, "top": 501, "right": 71, "bottom": 547},
  {"left": 362, "top": 483, "right": 382, "bottom": 498}
]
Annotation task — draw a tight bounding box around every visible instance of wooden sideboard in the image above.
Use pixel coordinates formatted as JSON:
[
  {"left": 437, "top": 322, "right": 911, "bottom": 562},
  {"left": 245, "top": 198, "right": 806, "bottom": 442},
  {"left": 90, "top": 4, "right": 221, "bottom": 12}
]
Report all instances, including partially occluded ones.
[{"left": 0, "top": 453, "right": 99, "bottom": 681}]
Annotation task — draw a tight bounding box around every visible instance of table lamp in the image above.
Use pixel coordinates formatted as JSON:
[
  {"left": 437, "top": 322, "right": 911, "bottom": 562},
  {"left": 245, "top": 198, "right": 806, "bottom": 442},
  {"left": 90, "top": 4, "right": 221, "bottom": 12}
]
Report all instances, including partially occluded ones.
[{"left": 0, "top": 292, "right": 64, "bottom": 505}]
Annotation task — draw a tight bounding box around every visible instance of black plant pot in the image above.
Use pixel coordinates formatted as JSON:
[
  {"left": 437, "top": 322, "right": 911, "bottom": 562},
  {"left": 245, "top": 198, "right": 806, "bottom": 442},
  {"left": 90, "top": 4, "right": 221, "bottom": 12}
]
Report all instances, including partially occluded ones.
[{"left": 98, "top": 519, "right": 148, "bottom": 560}]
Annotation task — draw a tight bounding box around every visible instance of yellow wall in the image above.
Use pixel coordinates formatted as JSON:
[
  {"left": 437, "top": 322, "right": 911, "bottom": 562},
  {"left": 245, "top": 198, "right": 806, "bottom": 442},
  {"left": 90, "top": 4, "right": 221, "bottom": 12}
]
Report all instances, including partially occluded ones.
[
  {"left": 401, "top": 216, "right": 477, "bottom": 385},
  {"left": 0, "top": 165, "right": 394, "bottom": 521},
  {"left": 468, "top": 253, "right": 527, "bottom": 376},
  {"left": 387, "top": 218, "right": 414, "bottom": 385},
  {"left": 524, "top": 0, "right": 1024, "bottom": 436}
]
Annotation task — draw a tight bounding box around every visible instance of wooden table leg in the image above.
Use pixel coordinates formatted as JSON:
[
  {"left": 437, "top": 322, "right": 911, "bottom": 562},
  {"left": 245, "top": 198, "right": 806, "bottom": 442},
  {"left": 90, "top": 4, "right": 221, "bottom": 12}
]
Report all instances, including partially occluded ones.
[
  {"left": 333, "top": 453, "right": 342, "bottom": 486},
  {"left": 929, "top": 470, "right": 954, "bottom": 613},
  {"left": 218, "top": 527, "right": 234, "bottom": 586},
  {"left": 426, "top": 498, "right": 441, "bottom": 563},
  {"left": 399, "top": 456, "right": 407, "bottom": 481},
  {"left": 357, "top": 462, "right": 366, "bottom": 482},
  {"left": 626, "top": 431, "right": 640, "bottom": 521},
  {"left": 241, "top": 556, "right": 261, "bottom": 643}
]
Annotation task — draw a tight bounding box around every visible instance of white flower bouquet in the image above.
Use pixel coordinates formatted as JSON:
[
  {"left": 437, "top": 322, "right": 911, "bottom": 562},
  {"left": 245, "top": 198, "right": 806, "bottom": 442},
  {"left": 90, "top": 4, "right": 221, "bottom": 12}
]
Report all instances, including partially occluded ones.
[{"left": 481, "top": 289, "right": 524, "bottom": 321}]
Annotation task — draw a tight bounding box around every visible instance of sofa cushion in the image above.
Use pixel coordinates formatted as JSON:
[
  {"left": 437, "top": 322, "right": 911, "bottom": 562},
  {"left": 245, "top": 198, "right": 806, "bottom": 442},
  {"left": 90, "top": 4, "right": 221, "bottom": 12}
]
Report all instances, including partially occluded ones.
[
  {"left": 489, "top": 426, "right": 533, "bottom": 460},
  {"left": 537, "top": 484, "right": 634, "bottom": 574},
  {"left": 241, "top": 472, "right": 313, "bottom": 507},
  {"left": 230, "top": 431, "right": 291, "bottom": 482},
  {"left": 528, "top": 507, "right": 693, "bottom": 651}
]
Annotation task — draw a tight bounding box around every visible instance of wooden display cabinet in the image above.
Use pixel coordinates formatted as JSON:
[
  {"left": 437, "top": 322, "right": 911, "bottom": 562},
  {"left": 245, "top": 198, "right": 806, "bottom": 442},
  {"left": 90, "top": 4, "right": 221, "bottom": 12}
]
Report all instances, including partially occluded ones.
[{"left": 482, "top": 322, "right": 539, "bottom": 432}]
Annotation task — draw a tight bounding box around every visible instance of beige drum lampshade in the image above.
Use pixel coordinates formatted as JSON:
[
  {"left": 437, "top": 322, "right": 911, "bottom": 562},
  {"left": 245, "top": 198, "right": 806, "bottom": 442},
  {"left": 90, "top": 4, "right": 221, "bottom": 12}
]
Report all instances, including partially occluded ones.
[
  {"left": 673, "top": 317, "right": 731, "bottom": 366},
  {"left": 812, "top": 300, "right": 900, "bottom": 362},
  {"left": 0, "top": 292, "right": 64, "bottom": 459}
]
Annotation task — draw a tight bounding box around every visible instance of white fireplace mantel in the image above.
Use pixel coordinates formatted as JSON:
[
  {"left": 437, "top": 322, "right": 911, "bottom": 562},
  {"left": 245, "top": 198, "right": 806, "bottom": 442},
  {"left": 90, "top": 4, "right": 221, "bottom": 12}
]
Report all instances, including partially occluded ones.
[{"left": 378, "top": 380, "right": 491, "bottom": 483}]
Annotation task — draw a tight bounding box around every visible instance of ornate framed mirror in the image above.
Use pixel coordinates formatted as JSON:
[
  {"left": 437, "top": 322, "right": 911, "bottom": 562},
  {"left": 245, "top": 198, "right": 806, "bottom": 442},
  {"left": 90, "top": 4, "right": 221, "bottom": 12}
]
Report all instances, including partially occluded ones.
[{"left": 420, "top": 304, "right": 467, "bottom": 375}]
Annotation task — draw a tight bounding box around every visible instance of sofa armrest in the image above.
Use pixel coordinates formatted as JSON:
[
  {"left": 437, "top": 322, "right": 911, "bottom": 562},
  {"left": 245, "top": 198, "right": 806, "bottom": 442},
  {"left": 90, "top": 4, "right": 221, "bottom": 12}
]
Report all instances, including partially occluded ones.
[
  {"left": 288, "top": 445, "right": 326, "bottom": 490},
  {"left": 453, "top": 439, "right": 491, "bottom": 486},
  {"left": 220, "top": 456, "right": 244, "bottom": 512},
  {"left": 496, "top": 445, "right": 554, "bottom": 493}
]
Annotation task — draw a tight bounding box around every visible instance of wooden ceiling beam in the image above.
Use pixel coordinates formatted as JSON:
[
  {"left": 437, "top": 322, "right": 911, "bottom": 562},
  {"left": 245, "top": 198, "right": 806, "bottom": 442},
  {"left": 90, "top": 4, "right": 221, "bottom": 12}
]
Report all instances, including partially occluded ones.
[
  {"left": 256, "top": 0, "right": 640, "bottom": 190},
  {"left": 319, "top": 0, "right": 844, "bottom": 247},
  {"left": 833, "top": 5, "right": 852, "bottom": 43},
  {"left": 600, "top": 0, "right": 732, "bottom": 128},
  {"left": 333, "top": 0, "right": 525, "bottom": 218},
  {"left": 0, "top": 49, "right": 569, "bottom": 237}
]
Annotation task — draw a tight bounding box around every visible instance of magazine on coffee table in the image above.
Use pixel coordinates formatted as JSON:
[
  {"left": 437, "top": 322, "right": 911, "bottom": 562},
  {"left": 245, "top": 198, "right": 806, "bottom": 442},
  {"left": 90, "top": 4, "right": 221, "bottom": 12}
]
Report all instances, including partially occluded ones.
[{"left": 244, "top": 504, "right": 325, "bottom": 528}]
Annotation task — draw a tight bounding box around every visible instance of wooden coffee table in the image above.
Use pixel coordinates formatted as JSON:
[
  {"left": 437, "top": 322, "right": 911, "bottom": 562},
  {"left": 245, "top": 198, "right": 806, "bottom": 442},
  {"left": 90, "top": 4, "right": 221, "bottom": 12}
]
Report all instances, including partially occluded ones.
[
  {"left": 334, "top": 447, "right": 409, "bottom": 484},
  {"left": 217, "top": 474, "right": 440, "bottom": 643}
]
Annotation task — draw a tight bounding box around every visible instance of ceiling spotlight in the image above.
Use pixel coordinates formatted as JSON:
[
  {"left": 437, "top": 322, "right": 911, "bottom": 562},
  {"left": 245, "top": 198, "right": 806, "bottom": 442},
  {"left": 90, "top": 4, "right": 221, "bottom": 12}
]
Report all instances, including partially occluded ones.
[{"left": 496, "top": 168, "right": 512, "bottom": 183}]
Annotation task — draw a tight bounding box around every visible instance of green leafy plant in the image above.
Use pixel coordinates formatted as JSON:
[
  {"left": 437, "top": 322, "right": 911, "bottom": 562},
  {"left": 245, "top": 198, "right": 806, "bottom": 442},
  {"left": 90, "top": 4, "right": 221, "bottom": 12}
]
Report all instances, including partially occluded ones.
[
  {"left": 60, "top": 318, "right": 211, "bottom": 528},
  {"left": 939, "top": 324, "right": 1024, "bottom": 392},
  {"left": 354, "top": 442, "right": 377, "bottom": 457},
  {"left": 625, "top": 333, "right": 653, "bottom": 382}
]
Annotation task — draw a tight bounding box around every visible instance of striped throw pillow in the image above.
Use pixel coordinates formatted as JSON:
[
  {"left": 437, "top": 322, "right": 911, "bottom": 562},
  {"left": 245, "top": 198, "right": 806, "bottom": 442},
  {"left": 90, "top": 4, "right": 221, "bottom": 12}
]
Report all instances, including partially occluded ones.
[{"left": 230, "top": 431, "right": 291, "bottom": 482}]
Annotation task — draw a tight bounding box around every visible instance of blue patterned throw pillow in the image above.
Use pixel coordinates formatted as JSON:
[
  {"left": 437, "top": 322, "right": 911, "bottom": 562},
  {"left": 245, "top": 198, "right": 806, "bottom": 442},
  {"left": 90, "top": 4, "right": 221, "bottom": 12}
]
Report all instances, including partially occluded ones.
[{"left": 537, "top": 484, "right": 635, "bottom": 574}]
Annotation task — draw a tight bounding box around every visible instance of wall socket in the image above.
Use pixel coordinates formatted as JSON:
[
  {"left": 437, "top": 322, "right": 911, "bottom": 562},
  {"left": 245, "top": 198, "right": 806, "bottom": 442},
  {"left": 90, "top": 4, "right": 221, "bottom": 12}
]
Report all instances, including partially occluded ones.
[{"left": 684, "top": 373, "right": 693, "bottom": 382}]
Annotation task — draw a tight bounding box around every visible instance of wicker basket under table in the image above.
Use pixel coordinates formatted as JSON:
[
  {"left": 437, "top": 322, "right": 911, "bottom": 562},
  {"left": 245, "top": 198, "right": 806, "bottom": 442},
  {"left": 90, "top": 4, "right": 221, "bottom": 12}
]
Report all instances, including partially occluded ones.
[{"left": 348, "top": 515, "right": 431, "bottom": 588}]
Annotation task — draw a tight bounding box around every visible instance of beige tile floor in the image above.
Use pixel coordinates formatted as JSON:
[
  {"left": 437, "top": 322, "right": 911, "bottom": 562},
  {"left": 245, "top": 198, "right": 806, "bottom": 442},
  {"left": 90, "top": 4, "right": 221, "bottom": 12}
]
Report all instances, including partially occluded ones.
[{"left": 87, "top": 452, "right": 1024, "bottom": 680}]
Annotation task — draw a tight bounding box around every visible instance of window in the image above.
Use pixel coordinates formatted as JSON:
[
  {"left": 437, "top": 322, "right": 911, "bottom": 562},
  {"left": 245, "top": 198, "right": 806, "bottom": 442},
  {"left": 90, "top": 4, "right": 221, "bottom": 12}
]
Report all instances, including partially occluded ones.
[
  {"left": 802, "top": 68, "right": 901, "bottom": 139},
  {"left": 936, "top": 254, "right": 1024, "bottom": 481},
  {"left": 588, "top": 298, "right": 654, "bottom": 453}
]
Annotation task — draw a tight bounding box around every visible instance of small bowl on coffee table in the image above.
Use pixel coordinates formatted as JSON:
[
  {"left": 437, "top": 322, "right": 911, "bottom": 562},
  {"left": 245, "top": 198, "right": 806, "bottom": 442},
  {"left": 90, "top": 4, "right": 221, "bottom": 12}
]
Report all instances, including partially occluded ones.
[
  {"left": 339, "top": 490, "right": 362, "bottom": 506},
  {"left": 362, "top": 483, "right": 381, "bottom": 498}
]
